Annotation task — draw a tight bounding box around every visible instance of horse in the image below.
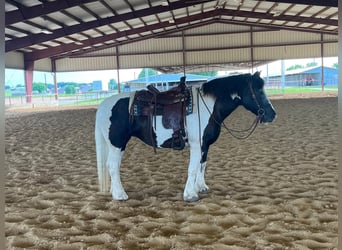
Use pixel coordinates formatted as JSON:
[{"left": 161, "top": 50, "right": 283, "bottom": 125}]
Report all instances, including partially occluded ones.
[{"left": 95, "top": 72, "right": 276, "bottom": 202}]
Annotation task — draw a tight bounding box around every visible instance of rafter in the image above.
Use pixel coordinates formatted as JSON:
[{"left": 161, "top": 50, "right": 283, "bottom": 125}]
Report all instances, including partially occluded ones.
[
  {"left": 23, "top": 10, "right": 220, "bottom": 61},
  {"left": 218, "top": 8, "right": 337, "bottom": 26},
  {"left": 23, "top": 7, "right": 338, "bottom": 62},
  {"left": 6, "top": 0, "right": 214, "bottom": 52},
  {"left": 259, "top": 0, "right": 337, "bottom": 7},
  {"left": 7, "top": 5, "right": 338, "bottom": 53},
  {"left": 5, "top": 0, "right": 99, "bottom": 25}
]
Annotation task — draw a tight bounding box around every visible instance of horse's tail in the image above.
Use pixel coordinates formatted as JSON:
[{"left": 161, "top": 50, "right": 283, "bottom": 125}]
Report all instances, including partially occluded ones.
[{"left": 95, "top": 116, "right": 110, "bottom": 193}]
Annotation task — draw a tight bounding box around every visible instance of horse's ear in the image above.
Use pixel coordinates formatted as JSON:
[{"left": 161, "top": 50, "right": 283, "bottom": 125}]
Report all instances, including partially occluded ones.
[
  {"left": 180, "top": 76, "right": 186, "bottom": 85},
  {"left": 253, "top": 71, "right": 261, "bottom": 78}
]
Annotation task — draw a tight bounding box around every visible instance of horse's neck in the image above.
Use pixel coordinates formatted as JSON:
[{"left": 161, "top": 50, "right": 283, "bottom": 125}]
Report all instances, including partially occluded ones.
[{"left": 212, "top": 97, "right": 239, "bottom": 124}]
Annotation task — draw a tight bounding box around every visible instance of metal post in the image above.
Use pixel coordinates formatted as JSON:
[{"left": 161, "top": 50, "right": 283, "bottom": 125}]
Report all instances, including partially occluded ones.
[
  {"left": 182, "top": 31, "right": 186, "bottom": 76},
  {"left": 52, "top": 59, "right": 58, "bottom": 100},
  {"left": 281, "top": 59, "right": 285, "bottom": 93},
  {"left": 116, "top": 46, "right": 121, "bottom": 93},
  {"left": 266, "top": 63, "right": 269, "bottom": 87},
  {"left": 250, "top": 26, "right": 254, "bottom": 72},
  {"left": 24, "top": 59, "right": 34, "bottom": 103},
  {"left": 321, "top": 33, "right": 324, "bottom": 91}
]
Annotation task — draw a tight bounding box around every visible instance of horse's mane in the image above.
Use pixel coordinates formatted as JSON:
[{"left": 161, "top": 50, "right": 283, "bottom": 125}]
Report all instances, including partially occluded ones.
[{"left": 202, "top": 73, "right": 251, "bottom": 99}]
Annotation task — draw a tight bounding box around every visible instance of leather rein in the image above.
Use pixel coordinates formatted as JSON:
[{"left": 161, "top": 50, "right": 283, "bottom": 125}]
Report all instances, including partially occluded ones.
[{"left": 198, "top": 81, "right": 265, "bottom": 140}]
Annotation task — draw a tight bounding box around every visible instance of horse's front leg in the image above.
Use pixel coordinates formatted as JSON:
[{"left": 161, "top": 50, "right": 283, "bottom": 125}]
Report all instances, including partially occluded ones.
[
  {"left": 196, "top": 161, "right": 210, "bottom": 194},
  {"left": 183, "top": 144, "right": 202, "bottom": 202},
  {"left": 194, "top": 120, "right": 221, "bottom": 195},
  {"left": 107, "top": 146, "right": 128, "bottom": 201}
]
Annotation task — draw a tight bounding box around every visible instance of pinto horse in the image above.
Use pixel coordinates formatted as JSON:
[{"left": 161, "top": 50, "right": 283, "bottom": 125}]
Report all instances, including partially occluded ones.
[{"left": 95, "top": 72, "right": 276, "bottom": 202}]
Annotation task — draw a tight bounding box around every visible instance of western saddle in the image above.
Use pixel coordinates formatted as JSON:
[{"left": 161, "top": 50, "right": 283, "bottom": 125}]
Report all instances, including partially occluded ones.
[{"left": 130, "top": 76, "right": 192, "bottom": 151}]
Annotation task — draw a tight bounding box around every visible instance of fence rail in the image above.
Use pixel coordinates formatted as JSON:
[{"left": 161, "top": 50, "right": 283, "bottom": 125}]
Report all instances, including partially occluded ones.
[
  {"left": 5, "top": 84, "right": 338, "bottom": 109},
  {"left": 5, "top": 91, "right": 116, "bottom": 108}
]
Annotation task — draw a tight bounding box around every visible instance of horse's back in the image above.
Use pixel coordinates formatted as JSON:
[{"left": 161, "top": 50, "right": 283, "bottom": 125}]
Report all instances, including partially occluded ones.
[
  {"left": 97, "top": 92, "right": 131, "bottom": 119},
  {"left": 96, "top": 92, "right": 132, "bottom": 136}
]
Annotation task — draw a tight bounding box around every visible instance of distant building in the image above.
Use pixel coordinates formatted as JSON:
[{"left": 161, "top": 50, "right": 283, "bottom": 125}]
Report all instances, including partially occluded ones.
[
  {"left": 79, "top": 84, "right": 92, "bottom": 93},
  {"left": 11, "top": 86, "right": 26, "bottom": 96},
  {"left": 125, "top": 73, "right": 209, "bottom": 92},
  {"left": 266, "top": 66, "right": 338, "bottom": 87},
  {"left": 92, "top": 80, "right": 103, "bottom": 91}
]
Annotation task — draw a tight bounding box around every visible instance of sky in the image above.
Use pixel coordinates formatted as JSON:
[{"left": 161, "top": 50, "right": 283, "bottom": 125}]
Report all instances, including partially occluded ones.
[
  {"left": 5, "top": 68, "right": 142, "bottom": 87},
  {"left": 5, "top": 57, "right": 338, "bottom": 88}
]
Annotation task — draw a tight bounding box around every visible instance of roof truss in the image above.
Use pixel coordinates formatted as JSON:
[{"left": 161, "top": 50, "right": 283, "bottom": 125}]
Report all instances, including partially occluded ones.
[{"left": 5, "top": 0, "right": 338, "bottom": 71}]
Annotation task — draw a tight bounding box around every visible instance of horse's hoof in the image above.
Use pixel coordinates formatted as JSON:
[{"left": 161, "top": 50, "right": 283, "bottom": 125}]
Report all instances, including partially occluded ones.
[
  {"left": 199, "top": 188, "right": 210, "bottom": 194},
  {"left": 184, "top": 196, "right": 200, "bottom": 202},
  {"left": 112, "top": 193, "right": 128, "bottom": 201}
]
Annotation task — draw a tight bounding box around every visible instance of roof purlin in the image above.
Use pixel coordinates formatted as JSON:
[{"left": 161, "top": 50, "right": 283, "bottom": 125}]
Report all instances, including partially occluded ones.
[
  {"left": 7, "top": 4, "right": 338, "bottom": 53},
  {"left": 260, "top": 0, "right": 337, "bottom": 7},
  {"left": 5, "top": 0, "right": 214, "bottom": 52},
  {"left": 5, "top": 0, "right": 99, "bottom": 25},
  {"left": 23, "top": 7, "right": 338, "bottom": 61},
  {"left": 69, "top": 40, "right": 338, "bottom": 59},
  {"left": 56, "top": 19, "right": 219, "bottom": 59},
  {"left": 62, "top": 19, "right": 337, "bottom": 60},
  {"left": 24, "top": 9, "right": 221, "bottom": 61}
]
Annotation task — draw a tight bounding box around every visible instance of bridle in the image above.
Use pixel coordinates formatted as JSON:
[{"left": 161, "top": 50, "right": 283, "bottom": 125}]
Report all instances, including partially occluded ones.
[
  {"left": 248, "top": 80, "right": 265, "bottom": 119},
  {"left": 197, "top": 80, "right": 265, "bottom": 140}
]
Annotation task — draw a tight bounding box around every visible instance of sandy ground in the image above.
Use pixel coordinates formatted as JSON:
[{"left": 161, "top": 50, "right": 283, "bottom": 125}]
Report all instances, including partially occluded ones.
[{"left": 5, "top": 95, "right": 338, "bottom": 249}]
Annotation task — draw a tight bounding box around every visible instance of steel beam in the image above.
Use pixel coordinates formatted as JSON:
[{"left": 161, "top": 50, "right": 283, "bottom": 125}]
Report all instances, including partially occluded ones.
[
  {"left": 24, "top": 59, "right": 34, "bottom": 103},
  {"left": 5, "top": 0, "right": 214, "bottom": 52},
  {"left": 260, "top": 0, "right": 337, "bottom": 8},
  {"left": 6, "top": 0, "right": 99, "bottom": 25},
  {"left": 7, "top": 3, "right": 337, "bottom": 52}
]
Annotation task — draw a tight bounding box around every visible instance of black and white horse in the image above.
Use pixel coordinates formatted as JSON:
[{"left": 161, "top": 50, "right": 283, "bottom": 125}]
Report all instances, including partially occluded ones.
[{"left": 95, "top": 72, "right": 276, "bottom": 202}]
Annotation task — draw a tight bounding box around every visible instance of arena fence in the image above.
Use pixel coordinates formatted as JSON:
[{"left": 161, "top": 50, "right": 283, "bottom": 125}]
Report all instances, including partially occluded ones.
[{"left": 5, "top": 82, "right": 338, "bottom": 109}]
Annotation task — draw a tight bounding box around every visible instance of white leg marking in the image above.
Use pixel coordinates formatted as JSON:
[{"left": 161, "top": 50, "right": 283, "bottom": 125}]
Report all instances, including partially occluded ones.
[
  {"left": 196, "top": 162, "right": 209, "bottom": 194},
  {"left": 107, "top": 146, "right": 128, "bottom": 201},
  {"left": 183, "top": 145, "right": 201, "bottom": 202}
]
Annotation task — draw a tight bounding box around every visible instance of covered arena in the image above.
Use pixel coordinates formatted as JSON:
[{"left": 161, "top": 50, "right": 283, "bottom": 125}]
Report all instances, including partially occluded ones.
[{"left": 5, "top": 0, "right": 338, "bottom": 249}]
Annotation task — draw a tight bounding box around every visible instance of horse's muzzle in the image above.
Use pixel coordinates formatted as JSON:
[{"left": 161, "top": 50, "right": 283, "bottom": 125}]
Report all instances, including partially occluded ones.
[{"left": 260, "top": 108, "right": 277, "bottom": 123}]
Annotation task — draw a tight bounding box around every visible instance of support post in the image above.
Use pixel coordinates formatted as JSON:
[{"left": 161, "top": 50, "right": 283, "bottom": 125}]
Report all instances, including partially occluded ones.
[
  {"left": 281, "top": 59, "right": 285, "bottom": 93},
  {"left": 116, "top": 46, "right": 121, "bottom": 93},
  {"left": 52, "top": 59, "right": 58, "bottom": 100},
  {"left": 24, "top": 59, "right": 34, "bottom": 103},
  {"left": 320, "top": 33, "right": 324, "bottom": 91},
  {"left": 250, "top": 26, "right": 254, "bottom": 72},
  {"left": 182, "top": 31, "right": 186, "bottom": 76}
]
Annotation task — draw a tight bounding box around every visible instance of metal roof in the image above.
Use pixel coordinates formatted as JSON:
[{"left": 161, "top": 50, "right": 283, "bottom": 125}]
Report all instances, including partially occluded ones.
[
  {"left": 268, "top": 65, "right": 338, "bottom": 77},
  {"left": 5, "top": 0, "right": 338, "bottom": 73}
]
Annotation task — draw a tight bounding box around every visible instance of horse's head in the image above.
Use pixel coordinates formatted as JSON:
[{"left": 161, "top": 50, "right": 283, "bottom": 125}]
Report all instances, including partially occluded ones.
[{"left": 240, "top": 72, "right": 276, "bottom": 123}]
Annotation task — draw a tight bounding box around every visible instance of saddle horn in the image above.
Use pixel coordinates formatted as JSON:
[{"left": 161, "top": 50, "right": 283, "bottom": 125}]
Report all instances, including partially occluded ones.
[{"left": 179, "top": 76, "right": 186, "bottom": 91}]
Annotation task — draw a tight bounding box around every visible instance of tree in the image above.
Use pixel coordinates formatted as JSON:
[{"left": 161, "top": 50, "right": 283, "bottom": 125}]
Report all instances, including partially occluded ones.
[
  {"left": 65, "top": 85, "right": 76, "bottom": 94},
  {"left": 306, "top": 62, "right": 318, "bottom": 67},
  {"left": 58, "top": 82, "right": 78, "bottom": 88},
  {"left": 286, "top": 64, "right": 304, "bottom": 71},
  {"left": 138, "top": 68, "right": 158, "bottom": 78},
  {"left": 33, "top": 82, "right": 47, "bottom": 93},
  {"left": 191, "top": 71, "right": 218, "bottom": 77}
]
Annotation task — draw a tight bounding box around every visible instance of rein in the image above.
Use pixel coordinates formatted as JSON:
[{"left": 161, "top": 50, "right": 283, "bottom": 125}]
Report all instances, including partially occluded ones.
[{"left": 197, "top": 81, "right": 264, "bottom": 140}]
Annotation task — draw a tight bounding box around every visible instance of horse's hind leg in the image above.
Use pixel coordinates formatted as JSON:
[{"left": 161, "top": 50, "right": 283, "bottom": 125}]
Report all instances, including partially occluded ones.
[{"left": 107, "top": 145, "right": 128, "bottom": 201}]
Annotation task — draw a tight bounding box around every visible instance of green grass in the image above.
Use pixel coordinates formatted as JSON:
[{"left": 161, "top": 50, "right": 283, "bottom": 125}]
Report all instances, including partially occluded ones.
[
  {"left": 58, "top": 98, "right": 107, "bottom": 106},
  {"left": 6, "top": 87, "right": 338, "bottom": 108},
  {"left": 266, "top": 86, "right": 338, "bottom": 95}
]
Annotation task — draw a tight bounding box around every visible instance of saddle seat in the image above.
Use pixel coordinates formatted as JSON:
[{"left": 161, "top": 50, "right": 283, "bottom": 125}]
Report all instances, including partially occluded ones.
[{"left": 130, "top": 76, "right": 192, "bottom": 151}]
